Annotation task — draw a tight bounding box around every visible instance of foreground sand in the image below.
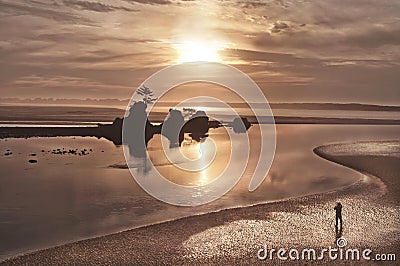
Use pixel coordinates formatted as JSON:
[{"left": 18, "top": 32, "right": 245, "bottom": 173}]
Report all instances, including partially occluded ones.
[{"left": 2, "top": 141, "right": 399, "bottom": 265}]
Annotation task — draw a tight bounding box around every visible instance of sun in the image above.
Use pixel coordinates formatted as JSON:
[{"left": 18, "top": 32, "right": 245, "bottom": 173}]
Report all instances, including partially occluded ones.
[{"left": 174, "top": 40, "right": 225, "bottom": 63}]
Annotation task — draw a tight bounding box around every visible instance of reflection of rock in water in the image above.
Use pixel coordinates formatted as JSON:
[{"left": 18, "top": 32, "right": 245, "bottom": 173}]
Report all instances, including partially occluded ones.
[
  {"left": 123, "top": 108, "right": 214, "bottom": 157},
  {"left": 0, "top": 104, "right": 252, "bottom": 159},
  {"left": 162, "top": 109, "right": 184, "bottom": 147},
  {"left": 230, "top": 117, "right": 252, "bottom": 133}
]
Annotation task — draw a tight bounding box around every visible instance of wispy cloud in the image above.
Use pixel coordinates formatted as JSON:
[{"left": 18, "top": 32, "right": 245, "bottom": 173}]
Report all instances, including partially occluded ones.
[
  {"left": 269, "top": 21, "right": 290, "bottom": 33},
  {"left": 62, "top": 0, "right": 138, "bottom": 12},
  {"left": 0, "top": 0, "right": 90, "bottom": 23},
  {"left": 11, "top": 75, "right": 133, "bottom": 98},
  {"left": 123, "top": 0, "right": 173, "bottom": 5},
  {"left": 0, "top": 0, "right": 399, "bottom": 104}
]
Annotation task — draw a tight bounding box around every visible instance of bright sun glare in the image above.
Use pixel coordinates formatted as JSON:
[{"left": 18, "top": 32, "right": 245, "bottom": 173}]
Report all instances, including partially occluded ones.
[{"left": 175, "top": 40, "right": 225, "bottom": 63}]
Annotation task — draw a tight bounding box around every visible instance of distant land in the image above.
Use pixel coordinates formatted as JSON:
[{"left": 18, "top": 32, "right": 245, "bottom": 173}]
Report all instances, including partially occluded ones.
[
  {"left": 0, "top": 98, "right": 128, "bottom": 107},
  {"left": 1, "top": 98, "right": 400, "bottom": 112},
  {"left": 0, "top": 101, "right": 399, "bottom": 144},
  {"left": 0, "top": 105, "right": 400, "bottom": 126}
]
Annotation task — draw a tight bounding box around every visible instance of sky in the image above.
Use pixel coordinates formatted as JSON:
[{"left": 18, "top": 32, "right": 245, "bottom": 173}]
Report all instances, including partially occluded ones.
[{"left": 0, "top": 0, "right": 399, "bottom": 104}]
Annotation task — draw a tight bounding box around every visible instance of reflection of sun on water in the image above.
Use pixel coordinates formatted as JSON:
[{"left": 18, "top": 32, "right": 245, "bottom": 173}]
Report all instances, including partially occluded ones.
[
  {"left": 174, "top": 40, "right": 225, "bottom": 63},
  {"left": 198, "top": 141, "right": 215, "bottom": 185},
  {"left": 180, "top": 141, "right": 202, "bottom": 160},
  {"left": 180, "top": 141, "right": 214, "bottom": 186},
  {"left": 147, "top": 128, "right": 231, "bottom": 187}
]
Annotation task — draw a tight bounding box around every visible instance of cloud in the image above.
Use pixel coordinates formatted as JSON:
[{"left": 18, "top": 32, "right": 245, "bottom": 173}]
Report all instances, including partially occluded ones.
[
  {"left": 123, "top": 0, "right": 173, "bottom": 5},
  {"left": 222, "top": 47, "right": 400, "bottom": 104},
  {"left": 345, "top": 27, "right": 400, "bottom": 49},
  {"left": 0, "top": 1, "right": 90, "bottom": 23},
  {"left": 223, "top": 48, "right": 322, "bottom": 68},
  {"left": 62, "top": 0, "right": 138, "bottom": 12},
  {"left": 36, "top": 32, "right": 160, "bottom": 45},
  {"left": 72, "top": 51, "right": 144, "bottom": 63},
  {"left": 13, "top": 75, "right": 117, "bottom": 88},
  {"left": 253, "top": 24, "right": 400, "bottom": 56},
  {"left": 237, "top": 0, "right": 289, "bottom": 9},
  {"left": 270, "top": 21, "right": 289, "bottom": 33},
  {"left": 10, "top": 74, "right": 133, "bottom": 98},
  {"left": 0, "top": 0, "right": 399, "bottom": 104},
  {"left": 237, "top": 1, "right": 268, "bottom": 9}
]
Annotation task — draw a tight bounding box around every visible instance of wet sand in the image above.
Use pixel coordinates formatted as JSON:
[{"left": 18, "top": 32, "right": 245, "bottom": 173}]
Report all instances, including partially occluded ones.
[{"left": 1, "top": 140, "right": 399, "bottom": 265}]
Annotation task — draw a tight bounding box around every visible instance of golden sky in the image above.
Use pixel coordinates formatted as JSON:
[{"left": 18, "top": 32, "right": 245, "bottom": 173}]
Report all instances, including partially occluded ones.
[{"left": 0, "top": 0, "right": 399, "bottom": 104}]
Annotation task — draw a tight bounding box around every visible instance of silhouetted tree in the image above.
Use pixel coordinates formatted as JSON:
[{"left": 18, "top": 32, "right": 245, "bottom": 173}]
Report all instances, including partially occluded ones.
[
  {"left": 183, "top": 107, "right": 197, "bottom": 118},
  {"left": 137, "top": 85, "right": 157, "bottom": 105}
]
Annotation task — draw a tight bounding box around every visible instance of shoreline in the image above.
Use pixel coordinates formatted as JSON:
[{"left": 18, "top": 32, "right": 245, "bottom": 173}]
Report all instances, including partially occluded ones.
[
  {"left": 0, "top": 172, "right": 362, "bottom": 262},
  {"left": 2, "top": 140, "right": 399, "bottom": 265}
]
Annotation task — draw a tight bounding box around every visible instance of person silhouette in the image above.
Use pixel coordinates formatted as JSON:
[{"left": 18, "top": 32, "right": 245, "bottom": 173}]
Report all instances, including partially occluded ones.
[{"left": 334, "top": 202, "right": 343, "bottom": 229}]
